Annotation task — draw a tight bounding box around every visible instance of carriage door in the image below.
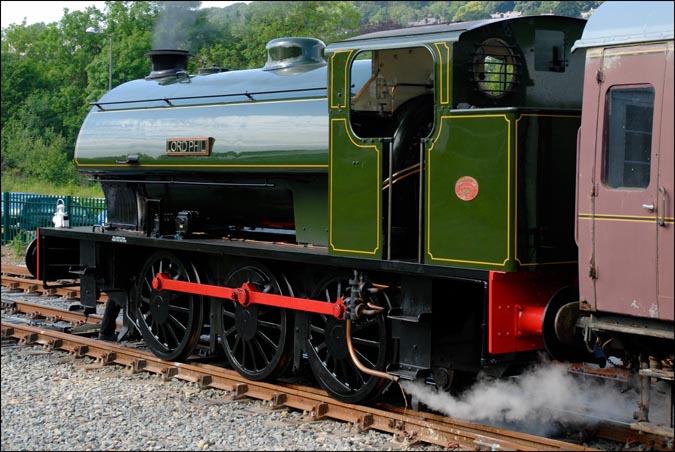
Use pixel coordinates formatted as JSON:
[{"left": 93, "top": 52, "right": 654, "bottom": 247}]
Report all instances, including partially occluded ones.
[{"left": 589, "top": 45, "right": 668, "bottom": 319}]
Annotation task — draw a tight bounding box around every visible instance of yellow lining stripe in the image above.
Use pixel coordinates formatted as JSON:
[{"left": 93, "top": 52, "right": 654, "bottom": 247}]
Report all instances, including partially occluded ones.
[
  {"left": 329, "top": 50, "right": 353, "bottom": 110},
  {"left": 433, "top": 42, "right": 451, "bottom": 105},
  {"left": 579, "top": 213, "right": 674, "bottom": 224}
]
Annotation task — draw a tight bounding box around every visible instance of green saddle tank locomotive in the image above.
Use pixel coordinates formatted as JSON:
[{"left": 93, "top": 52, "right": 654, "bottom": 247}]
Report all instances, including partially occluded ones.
[{"left": 30, "top": 3, "right": 673, "bottom": 430}]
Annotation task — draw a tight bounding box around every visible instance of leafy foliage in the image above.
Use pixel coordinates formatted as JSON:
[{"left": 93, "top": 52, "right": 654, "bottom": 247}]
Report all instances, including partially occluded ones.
[{"left": 1, "top": 1, "right": 602, "bottom": 195}]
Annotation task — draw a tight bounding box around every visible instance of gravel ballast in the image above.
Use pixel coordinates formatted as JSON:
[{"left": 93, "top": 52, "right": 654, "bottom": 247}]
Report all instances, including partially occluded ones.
[{"left": 1, "top": 339, "right": 442, "bottom": 451}]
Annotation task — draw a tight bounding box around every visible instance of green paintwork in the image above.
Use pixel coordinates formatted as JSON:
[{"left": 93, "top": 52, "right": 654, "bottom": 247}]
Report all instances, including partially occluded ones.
[
  {"left": 76, "top": 98, "right": 330, "bottom": 172},
  {"left": 427, "top": 112, "right": 512, "bottom": 269},
  {"left": 77, "top": 14, "right": 585, "bottom": 264},
  {"left": 327, "top": 50, "right": 382, "bottom": 257},
  {"left": 426, "top": 110, "right": 580, "bottom": 271},
  {"left": 292, "top": 177, "right": 329, "bottom": 245},
  {"left": 74, "top": 60, "right": 346, "bottom": 172},
  {"left": 329, "top": 119, "right": 382, "bottom": 257}
]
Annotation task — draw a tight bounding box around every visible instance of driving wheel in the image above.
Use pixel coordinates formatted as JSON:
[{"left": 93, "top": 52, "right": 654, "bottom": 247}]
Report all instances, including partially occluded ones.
[
  {"left": 301, "top": 273, "right": 391, "bottom": 404},
  {"left": 213, "top": 261, "right": 294, "bottom": 381},
  {"left": 130, "top": 251, "right": 203, "bottom": 361}
]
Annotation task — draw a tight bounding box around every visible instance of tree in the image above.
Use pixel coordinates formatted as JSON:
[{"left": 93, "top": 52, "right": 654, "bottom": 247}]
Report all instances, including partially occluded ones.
[
  {"left": 485, "top": 1, "right": 515, "bottom": 13},
  {"left": 454, "top": 1, "right": 491, "bottom": 21},
  {"left": 225, "top": 1, "right": 360, "bottom": 69}
]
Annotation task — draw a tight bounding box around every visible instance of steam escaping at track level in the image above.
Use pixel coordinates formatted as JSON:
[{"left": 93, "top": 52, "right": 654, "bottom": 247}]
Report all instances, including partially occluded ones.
[{"left": 402, "top": 360, "right": 666, "bottom": 436}]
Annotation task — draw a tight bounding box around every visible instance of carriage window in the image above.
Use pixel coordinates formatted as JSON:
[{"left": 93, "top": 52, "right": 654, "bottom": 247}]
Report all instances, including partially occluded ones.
[
  {"left": 472, "top": 38, "right": 517, "bottom": 98},
  {"left": 603, "top": 86, "right": 654, "bottom": 189}
]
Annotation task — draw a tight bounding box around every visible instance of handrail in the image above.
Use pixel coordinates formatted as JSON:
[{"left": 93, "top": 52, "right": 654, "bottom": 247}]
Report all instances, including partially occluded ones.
[{"left": 89, "top": 86, "right": 327, "bottom": 108}]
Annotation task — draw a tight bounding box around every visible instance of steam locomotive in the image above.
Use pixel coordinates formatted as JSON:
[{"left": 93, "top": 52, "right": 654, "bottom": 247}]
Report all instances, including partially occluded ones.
[{"left": 29, "top": 1, "right": 673, "bottom": 432}]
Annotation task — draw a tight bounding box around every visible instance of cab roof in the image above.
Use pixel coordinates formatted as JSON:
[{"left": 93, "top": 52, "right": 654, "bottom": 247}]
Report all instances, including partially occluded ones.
[
  {"left": 326, "top": 15, "right": 584, "bottom": 53},
  {"left": 326, "top": 18, "right": 500, "bottom": 52}
]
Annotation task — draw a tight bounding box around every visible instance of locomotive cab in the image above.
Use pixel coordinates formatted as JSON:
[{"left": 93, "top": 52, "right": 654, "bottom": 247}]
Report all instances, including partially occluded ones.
[{"left": 326, "top": 16, "right": 586, "bottom": 268}]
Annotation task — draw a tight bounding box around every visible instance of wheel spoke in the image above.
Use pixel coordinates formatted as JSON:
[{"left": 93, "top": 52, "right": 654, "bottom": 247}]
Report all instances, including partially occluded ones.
[
  {"left": 168, "top": 303, "right": 191, "bottom": 314},
  {"left": 256, "top": 330, "right": 280, "bottom": 352},
  {"left": 354, "top": 347, "right": 377, "bottom": 369},
  {"left": 257, "top": 319, "right": 282, "bottom": 331},
  {"left": 230, "top": 334, "right": 241, "bottom": 354},
  {"left": 224, "top": 324, "right": 237, "bottom": 338},
  {"left": 222, "top": 304, "right": 236, "bottom": 319},
  {"left": 351, "top": 335, "right": 380, "bottom": 349},
  {"left": 167, "top": 314, "right": 188, "bottom": 334},
  {"left": 243, "top": 341, "right": 255, "bottom": 370},
  {"left": 143, "top": 277, "right": 153, "bottom": 294},
  {"left": 252, "top": 337, "right": 272, "bottom": 367},
  {"left": 309, "top": 323, "right": 326, "bottom": 335}
]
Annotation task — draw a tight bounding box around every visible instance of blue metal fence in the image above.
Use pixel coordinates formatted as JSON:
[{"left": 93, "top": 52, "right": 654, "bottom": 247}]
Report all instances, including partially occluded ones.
[{"left": 1, "top": 192, "right": 107, "bottom": 245}]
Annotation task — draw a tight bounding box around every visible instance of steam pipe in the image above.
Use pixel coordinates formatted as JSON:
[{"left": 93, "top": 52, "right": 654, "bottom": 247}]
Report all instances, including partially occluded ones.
[{"left": 346, "top": 319, "right": 399, "bottom": 382}]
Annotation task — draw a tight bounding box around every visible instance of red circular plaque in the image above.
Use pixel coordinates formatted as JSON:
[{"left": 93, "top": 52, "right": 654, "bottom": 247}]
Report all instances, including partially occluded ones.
[{"left": 455, "top": 176, "right": 479, "bottom": 201}]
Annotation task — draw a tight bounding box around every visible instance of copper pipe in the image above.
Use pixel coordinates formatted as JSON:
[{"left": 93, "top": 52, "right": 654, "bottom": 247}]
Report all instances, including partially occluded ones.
[
  {"left": 351, "top": 71, "right": 378, "bottom": 103},
  {"left": 382, "top": 163, "right": 421, "bottom": 190},
  {"left": 346, "top": 319, "right": 399, "bottom": 382}
]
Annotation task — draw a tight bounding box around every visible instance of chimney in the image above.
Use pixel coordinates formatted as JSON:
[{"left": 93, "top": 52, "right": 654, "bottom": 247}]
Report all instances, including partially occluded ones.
[{"left": 145, "top": 49, "right": 193, "bottom": 80}]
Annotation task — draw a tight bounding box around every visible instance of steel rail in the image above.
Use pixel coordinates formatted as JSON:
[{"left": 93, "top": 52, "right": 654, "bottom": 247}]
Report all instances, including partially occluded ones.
[
  {"left": 2, "top": 266, "right": 108, "bottom": 303},
  {"left": 1, "top": 300, "right": 123, "bottom": 329}
]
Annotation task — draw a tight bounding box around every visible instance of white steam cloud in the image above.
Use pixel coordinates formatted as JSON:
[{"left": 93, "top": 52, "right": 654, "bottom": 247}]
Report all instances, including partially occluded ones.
[
  {"left": 153, "top": 1, "right": 201, "bottom": 50},
  {"left": 402, "top": 361, "right": 658, "bottom": 436}
]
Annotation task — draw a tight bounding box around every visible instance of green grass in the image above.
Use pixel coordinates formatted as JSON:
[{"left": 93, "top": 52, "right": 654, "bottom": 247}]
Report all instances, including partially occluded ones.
[
  {"left": 6, "top": 230, "right": 33, "bottom": 258},
  {"left": 1, "top": 173, "right": 104, "bottom": 198}
]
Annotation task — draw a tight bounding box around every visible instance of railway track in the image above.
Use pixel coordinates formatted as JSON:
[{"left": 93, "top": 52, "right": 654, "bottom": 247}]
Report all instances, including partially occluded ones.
[
  {"left": 0, "top": 321, "right": 598, "bottom": 451},
  {"left": 1, "top": 264, "right": 108, "bottom": 303},
  {"left": 1, "top": 265, "right": 671, "bottom": 450}
]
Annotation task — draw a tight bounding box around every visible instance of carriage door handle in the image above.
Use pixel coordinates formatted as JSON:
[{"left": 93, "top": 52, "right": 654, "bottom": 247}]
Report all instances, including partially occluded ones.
[
  {"left": 642, "top": 203, "right": 655, "bottom": 211},
  {"left": 658, "top": 186, "right": 666, "bottom": 226}
]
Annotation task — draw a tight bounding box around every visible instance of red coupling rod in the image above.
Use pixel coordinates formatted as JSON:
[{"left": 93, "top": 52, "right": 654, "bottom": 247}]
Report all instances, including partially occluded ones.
[{"left": 152, "top": 272, "right": 346, "bottom": 319}]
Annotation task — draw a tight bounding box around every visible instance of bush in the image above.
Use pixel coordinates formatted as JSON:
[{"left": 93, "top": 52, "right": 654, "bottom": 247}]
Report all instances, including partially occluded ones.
[
  {"left": 7, "top": 230, "right": 33, "bottom": 260},
  {"left": 1, "top": 121, "right": 79, "bottom": 186}
]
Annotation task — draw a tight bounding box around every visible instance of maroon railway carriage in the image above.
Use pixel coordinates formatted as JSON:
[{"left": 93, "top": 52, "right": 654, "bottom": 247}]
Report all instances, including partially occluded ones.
[{"left": 566, "top": 0, "right": 674, "bottom": 432}]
